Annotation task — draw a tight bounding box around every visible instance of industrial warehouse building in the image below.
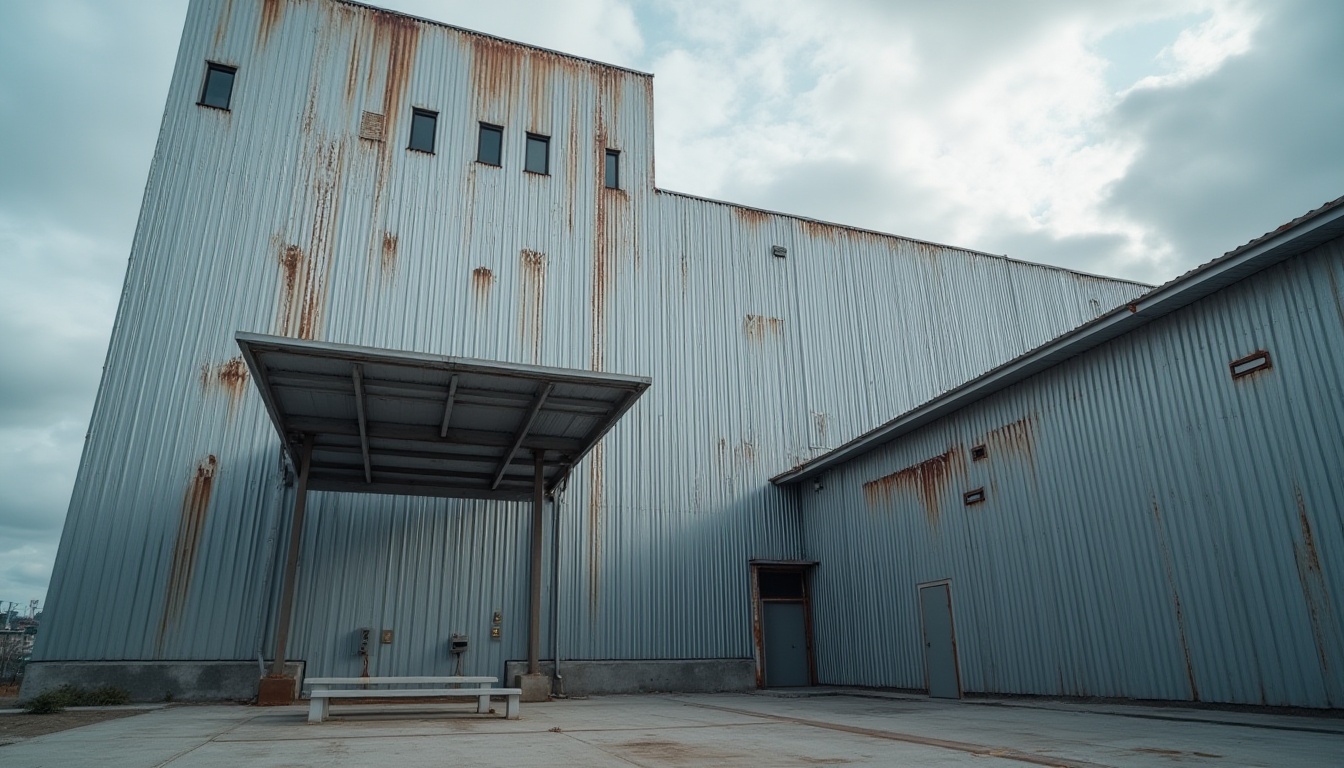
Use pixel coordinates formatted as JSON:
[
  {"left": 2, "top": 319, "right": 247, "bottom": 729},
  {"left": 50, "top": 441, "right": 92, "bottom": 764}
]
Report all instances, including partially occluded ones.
[{"left": 24, "top": 0, "right": 1341, "bottom": 710}]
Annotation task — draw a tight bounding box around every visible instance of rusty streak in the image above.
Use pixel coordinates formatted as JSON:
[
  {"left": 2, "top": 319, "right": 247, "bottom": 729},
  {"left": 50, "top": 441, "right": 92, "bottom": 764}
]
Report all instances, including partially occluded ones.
[
  {"left": 743, "top": 314, "right": 784, "bottom": 342},
  {"left": 257, "top": 0, "right": 283, "bottom": 48},
  {"left": 159, "top": 455, "right": 218, "bottom": 651},
  {"left": 1292, "top": 488, "right": 1336, "bottom": 676},
  {"left": 380, "top": 231, "right": 398, "bottom": 277},
  {"left": 734, "top": 206, "right": 770, "bottom": 229},
  {"left": 863, "top": 446, "right": 964, "bottom": 526},
  {"left": 519, "top": 250, "right": 547, "bottom": 363},
  {"left": 471, "top": 266, "right": 496, "bottom": 304},
  {"left": 199, "top": 356, "right": 251, "bottom": 418},
  {"left": 1151, "top": 500, "right": 1199, "bottom": 701}
]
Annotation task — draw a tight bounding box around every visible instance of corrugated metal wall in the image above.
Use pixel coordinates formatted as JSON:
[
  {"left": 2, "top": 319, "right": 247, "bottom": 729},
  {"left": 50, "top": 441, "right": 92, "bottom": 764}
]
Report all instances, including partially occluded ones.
[
  {"left": 801, "top": 237, "right": 1344, "bottom": 708},
  {"left": 36, "top": 0, "right": 1146, "bottom": 678}
]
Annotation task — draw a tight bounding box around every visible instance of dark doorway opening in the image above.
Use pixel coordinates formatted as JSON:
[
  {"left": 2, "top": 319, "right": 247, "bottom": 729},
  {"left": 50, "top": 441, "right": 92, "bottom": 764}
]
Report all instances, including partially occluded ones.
[{"left": 751, "top": 563, "right": 816, "bottom": 687}]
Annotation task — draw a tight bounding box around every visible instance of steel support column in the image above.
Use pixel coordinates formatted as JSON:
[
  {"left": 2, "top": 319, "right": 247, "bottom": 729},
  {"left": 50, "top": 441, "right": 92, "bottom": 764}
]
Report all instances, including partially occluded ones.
[
  {"left": 269, "top": 435, "right": 314, "bottom": 677},
  {"left": 528, "top": 450, "right": 544, "bottom": 675}
]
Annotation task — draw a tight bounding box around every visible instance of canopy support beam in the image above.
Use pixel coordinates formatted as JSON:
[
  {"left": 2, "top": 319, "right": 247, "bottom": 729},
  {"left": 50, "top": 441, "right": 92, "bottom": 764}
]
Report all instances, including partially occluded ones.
[
  {"left": 528, "top": 450, "right": 544, "bottom": 675},
  {"left": 352, "top": 365, "right": 371, "bottom": 484},
  {"left": 269, "top": 434, "right": 314, "bottom": 677},
  {"left": 439, "top": 375, "right": 459, "bottom": 437},
  {"left": 491, "top": 384, "right": 552, "bottom": 490}
]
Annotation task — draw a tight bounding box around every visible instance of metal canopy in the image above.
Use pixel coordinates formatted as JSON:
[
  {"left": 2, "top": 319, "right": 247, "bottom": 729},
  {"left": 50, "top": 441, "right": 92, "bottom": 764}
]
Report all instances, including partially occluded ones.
[{"left": 236, "top": 332, "right": 651, "bottom": 501}]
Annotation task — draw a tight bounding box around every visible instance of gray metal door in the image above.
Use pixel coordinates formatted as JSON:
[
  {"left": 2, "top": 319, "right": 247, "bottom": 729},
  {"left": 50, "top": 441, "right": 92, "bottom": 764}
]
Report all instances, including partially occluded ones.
[
  {"left": 763, "top": 601, "right": 810, "bottom": 687},
  {"left": 919, "top": 582, "right": 961, "bottom": 698}
]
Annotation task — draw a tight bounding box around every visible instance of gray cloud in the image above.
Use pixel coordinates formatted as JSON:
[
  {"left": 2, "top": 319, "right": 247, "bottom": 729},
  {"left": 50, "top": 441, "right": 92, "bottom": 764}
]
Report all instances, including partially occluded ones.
[{"left": 1102, "top": 0, "right": 1344, "bottom": 268}]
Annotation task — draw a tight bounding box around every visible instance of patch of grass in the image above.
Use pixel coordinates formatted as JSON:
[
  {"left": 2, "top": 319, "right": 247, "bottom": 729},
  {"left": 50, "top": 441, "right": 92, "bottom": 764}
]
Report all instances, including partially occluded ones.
[{"left": 22, "top": 684, "right": 131, "bottom": 714}]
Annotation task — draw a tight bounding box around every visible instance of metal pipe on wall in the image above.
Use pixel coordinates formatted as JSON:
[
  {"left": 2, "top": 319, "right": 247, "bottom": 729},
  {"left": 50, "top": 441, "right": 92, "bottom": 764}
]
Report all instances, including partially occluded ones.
[
  {"left": 269, "top": 435, "right": 313, "bottom": 677},
  {"left": 528, "top": 451, "right": 544, "bottom": 675}
]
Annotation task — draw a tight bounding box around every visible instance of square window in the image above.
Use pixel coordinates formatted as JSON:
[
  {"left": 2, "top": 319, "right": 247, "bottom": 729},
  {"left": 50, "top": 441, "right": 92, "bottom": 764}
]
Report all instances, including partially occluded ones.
[
  {"left": 604, "top": 149, "right": 620, "bottom": 189},
  {"left": 478, "top": 123, "right": 502, "bottom": 166},
  {"left": 525, "top": 133, "right": 549, "bottom": 175},
  {"left": 409, "top": 109, "right": 437, "bottom": 153},
  {"left": 199, "top": 63, "right": 236, "bottom": 110}
]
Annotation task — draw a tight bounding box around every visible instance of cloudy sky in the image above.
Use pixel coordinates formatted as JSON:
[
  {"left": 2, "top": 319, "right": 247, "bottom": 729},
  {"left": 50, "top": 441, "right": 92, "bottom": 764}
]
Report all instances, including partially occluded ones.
[{"left": 1, "top": 0, "right": 1341, "bottom": 608}]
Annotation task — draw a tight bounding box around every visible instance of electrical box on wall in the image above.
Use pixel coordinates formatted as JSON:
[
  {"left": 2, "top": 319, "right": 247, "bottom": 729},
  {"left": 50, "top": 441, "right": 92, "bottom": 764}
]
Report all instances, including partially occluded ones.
[
  {"left": 450, "top": 633, "right": 469, "bottom": 653},
  {"left": 381, "top": 629, "right": 394, "bottom": 644},
  {"left": 357, "top": 628, "right": 371, "bottom": 657}
]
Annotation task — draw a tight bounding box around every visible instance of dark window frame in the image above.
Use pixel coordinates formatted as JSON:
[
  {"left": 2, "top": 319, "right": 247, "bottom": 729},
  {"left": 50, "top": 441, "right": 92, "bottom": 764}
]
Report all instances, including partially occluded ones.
[
  {"left": 477, "top": 122, "right": 503, "bottom": 166},
  {"left": 198, "top": 62, "right": 237, "bottom": 111},
  {"left": 524, "top": 133, "right": 550, "bottom": 175},
  {"left": 408, "top": 108, "right": 438, "bottom": 154},
  {"left": 604, "top": 148, "right": 620, "bottom": 189}
]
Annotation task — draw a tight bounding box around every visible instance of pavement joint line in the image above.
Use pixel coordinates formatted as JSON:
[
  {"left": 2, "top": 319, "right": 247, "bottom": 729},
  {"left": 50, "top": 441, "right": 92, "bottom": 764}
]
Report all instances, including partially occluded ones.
[
  {"left": 213, "top": 720, "right": 772, "bottom": 742},
  {"left": 677, "top": 700, "right": 1112, "bottom": 768},
  {"left": 959, "top": 700, "right": 1344, "bottom": 736},
  {"left": 149, "top": 710, "right": 263, "bottom": 767},
  {"left": 555, "top": 728, "right": 649, "bottom": 768}
]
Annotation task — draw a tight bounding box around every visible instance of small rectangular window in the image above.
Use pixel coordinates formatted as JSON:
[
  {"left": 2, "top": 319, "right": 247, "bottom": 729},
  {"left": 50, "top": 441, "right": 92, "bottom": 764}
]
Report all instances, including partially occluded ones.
[
  {"left": 199, "top": 62, "right": 236, "bottom": 110},
  {"left": 525, "top": 133, "right": 549, "bottom": 175},
  {"left": 409, "top": 109, "right": 437, "bottom": 154},
  {"left": 604, "top": 149, "right": 620, "bottom": 189},
  {"left": 478, "top": 123, "right": 502, "bottom": 166}
]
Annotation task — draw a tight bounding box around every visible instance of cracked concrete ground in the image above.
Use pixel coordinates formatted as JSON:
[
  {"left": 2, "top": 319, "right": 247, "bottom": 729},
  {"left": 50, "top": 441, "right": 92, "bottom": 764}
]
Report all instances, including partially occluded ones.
[{"left": 2, "top": 690, "right": 1341, "bottom": 767}]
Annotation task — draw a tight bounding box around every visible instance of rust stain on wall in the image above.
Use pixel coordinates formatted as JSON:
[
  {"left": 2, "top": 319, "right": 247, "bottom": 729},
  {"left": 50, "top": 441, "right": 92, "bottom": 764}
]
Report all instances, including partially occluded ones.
[
  {"left": 587, "top": 442, "right": 605, "bottom": 615},
  {"left": 519, "top": 249, "right": 547, "bottom": 364},
  {"left": 526, "top": 53, "right": 555, "bottom": 130},
  {"left": 862, "top": 446, "right": 964, "bottom": 525},
  {"left": 257, "top": 0, "right": 284, "bottom": 48},
  {"left": 1151, "top": 500, "right": 1200, "bottom": 701},
  {"left": 380, "top": 231, "right": 398, "bottom": 277},
  {"left": 199, "top": 357, "right": 251, "bottom": 418},
  {"left": 213, "top": 0, "right": 234, "bottom": 47},
  {"left": 275, "top": 244, "right": 305, "bottom": 336},
  {"left": 801, "top": 219, "right": 839, "bottom": 241},
  {"left": 812, "top": 411, "right": 829, "bottom": 444},
  {"left": 158, "top": 455, "right": 218, "bottom": 650},
  {"left": 734, "top": 207, "right": 770, "bottom": 229},
  {"left": 985, "top": 415, "right": 1037, "bottom": 467},
  {"left": 471, "top": 266, "right": 495, "bottom": 304},
  {"left": 470, "top": 35, "right": 522, "bottom": 116},
  {"left": 680, "top": 253, "right": 689, "bottom": 294},
  {"left": 362, "top": 11, "right": 421, "bottom": 268},
  {"left": 1292, "top": 488, "right": 1337, "bottom": 677},
  {"left": 744, "top": 314, "right": 784, "bottom": 342}
]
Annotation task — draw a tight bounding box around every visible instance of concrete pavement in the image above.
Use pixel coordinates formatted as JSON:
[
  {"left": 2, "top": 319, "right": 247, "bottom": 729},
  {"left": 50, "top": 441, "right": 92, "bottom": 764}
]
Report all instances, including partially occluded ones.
[{"left": 2, "top": 690, "right": 1340, "bottom": 767}]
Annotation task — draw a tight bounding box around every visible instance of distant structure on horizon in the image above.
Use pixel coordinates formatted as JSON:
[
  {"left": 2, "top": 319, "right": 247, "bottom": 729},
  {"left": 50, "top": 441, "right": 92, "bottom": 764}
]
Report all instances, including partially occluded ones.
[{"left": 23, "top": 0, "right": 1342, "bottom": 710}]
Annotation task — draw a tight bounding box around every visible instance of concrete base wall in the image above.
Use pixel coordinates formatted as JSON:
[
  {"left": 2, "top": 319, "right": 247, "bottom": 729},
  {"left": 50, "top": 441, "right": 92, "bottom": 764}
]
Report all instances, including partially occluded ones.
[
  {"left": 504, "top": 659, "right": 755, "bottom": 697},
  {"left": 20, "top": 661, "right": 304, "bottom": 703}
]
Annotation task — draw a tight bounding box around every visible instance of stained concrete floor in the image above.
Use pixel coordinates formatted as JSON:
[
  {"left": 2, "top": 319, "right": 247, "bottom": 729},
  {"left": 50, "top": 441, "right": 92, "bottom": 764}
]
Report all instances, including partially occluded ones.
[{"left": 2, "top": 690, "right": 1341, "bottom": 767}]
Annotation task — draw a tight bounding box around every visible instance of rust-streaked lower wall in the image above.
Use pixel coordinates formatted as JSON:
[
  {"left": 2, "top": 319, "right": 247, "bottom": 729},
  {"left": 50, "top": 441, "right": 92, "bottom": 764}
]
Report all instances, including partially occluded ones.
[{"left": 801, "top": 237, "right": 1344, "bottom": 708}]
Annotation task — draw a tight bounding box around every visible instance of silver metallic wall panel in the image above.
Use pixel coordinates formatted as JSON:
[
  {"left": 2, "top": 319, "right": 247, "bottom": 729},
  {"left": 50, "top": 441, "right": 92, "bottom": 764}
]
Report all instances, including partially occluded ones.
[
  {"left": 801, "top": 238, "right": 1344, "bottom": 707},
  {"left": 37, "top": 0, "right": 1147, "bottom": 679}
]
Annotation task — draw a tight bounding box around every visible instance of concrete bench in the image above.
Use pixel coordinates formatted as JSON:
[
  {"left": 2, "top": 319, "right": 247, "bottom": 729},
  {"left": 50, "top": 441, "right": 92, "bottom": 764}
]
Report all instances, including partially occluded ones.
[{"left": 304, "top": 676, "right": 521, "bottom": 723}]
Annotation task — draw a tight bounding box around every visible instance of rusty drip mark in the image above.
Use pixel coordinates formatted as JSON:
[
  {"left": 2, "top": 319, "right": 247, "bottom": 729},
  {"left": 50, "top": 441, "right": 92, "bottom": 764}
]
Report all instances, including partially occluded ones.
[
  {"left": 1291, "top": 488, "right": 1335, "bottom": 676},
  {"left": 380, "top": 232, "right": 398, "bottom": 277},
  {"left": 587, "top": 442, "right": 605, "bottom": 616},
  {"left": 743, "top": 314, "right": 784, "bottom": 342},
  {"left": 734, "top": 207, "right": 770, "bottom": 229},
  {"left": 300, "top": 140, "right": 346, "bottom": 340},
  {"left": 212, "top": 0, "right": 234, "bottom": 48},
  {"left": 1151, "top": 500, "right": 1199, "bottom": 701},
  {"left": 519, "top": 249, "right": 547, "bottom": 364},
  {"left": 470, "top": 35, "right": 523, "bottom": 117},
  {"left": 367, "top": 13, "right": 421, "bottom": 265},
  {"left": 862, "top": 446, "right": 963, "bottom": 526},
  {"left": 199, "top": 357, "right": 251, "bottom": 418},
  {"left": 158, "top": 455, "right": 218, "bottom": 650},
  {"left": 985, "top": 415, "right": 1037, "bottom": 467},
  {"left": 344, "top": 25, "right": 365, "bottom": 107},
  {"left": 566, "top": 97, "right": 580, "bottom": 231},
  {"left": 812, "top": 412, "right": 829, "bottom": 443},
  {"left": 679, "top": 253, "right": 689, "bottom": 294},
  {"left": 276, "top": 244, "right": 305, "bottom": 336},
  {"left": 801, "top": 219, "right": 838, "bottom": 241},
  {"left": 471, "top": 266, "right": 495, "bottom": 304},
  {"left": 257, "top": 0, "right": 283, "bottom": 48},
  {"left": 527, "top": 51, "right": 555, "bottom": 131}
]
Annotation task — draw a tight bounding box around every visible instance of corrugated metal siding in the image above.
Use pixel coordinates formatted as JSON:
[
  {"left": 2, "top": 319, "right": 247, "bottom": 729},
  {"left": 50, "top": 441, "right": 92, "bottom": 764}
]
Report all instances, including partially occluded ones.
[
  {"left": 36, "top": 0, "right": 1147, "bottom": 677},
  {"left": 801, "top": 238, "right": 1344, "bottom": 707}
]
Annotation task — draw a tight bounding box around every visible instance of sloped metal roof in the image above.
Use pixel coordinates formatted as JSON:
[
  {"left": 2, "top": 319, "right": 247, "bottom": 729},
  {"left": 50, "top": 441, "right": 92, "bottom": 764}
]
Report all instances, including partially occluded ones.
[
  {"left": 772, "top": 194, "right": 1344, "bottom": 485},
  {"left": 237, "top": 332, "right": 650, "bottom": 501}
]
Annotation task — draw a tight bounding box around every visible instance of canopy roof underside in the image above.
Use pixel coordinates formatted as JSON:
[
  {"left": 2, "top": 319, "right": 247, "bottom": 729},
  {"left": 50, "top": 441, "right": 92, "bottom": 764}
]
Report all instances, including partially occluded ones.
[{"left": 237, "top": 332, "right": 651, "bottom": 501}]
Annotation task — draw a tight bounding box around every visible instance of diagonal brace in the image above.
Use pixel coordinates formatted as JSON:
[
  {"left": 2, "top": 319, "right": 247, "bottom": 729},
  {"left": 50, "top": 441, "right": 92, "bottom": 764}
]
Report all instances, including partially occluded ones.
[
  {"left": 352, "top": 364, "right": 372, "bottom": 483},
  {"left": 439, "top": 375, "right": 459, "bottom": 437},
  {"left": 491, "top": 383, "right": 552, "bottom": 490}
]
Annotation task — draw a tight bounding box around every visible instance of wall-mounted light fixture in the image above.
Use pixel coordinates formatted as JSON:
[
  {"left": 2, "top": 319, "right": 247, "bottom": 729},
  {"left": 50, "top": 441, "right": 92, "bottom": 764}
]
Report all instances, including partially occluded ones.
[
  {"left": 963, "top": 488, "right": 986, "bottom": 506},
  {"left": 772, "top": 245, "right": 787, "bottom": 258},
  {"left": 971, "top": 445, "right": 988, "bottom": 461}
]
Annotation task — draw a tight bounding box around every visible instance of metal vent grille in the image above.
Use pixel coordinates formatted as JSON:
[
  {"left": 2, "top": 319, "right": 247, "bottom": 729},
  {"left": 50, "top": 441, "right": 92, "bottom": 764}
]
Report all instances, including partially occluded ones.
[{"left": 359, "top": 111, "right": 385, "bottom": 141}]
